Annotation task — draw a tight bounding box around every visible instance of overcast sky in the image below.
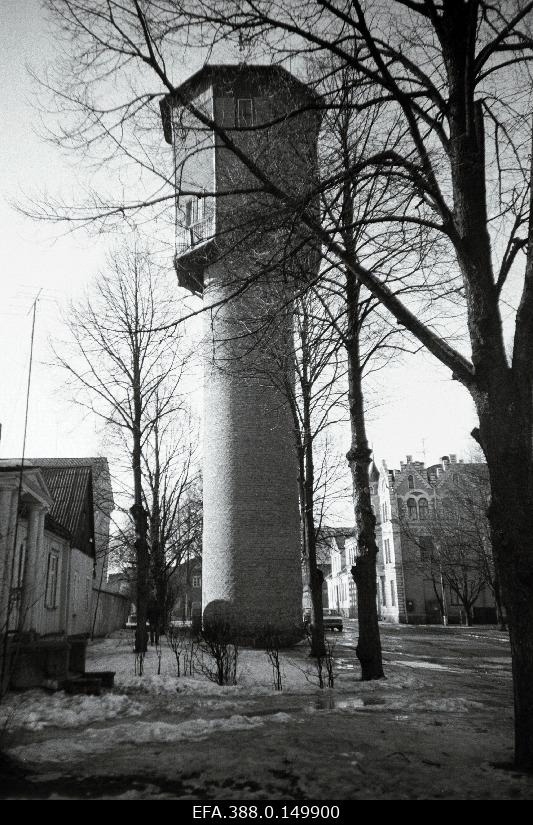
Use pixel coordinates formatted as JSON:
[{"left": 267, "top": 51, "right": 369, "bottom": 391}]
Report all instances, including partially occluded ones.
[{"left": 0, "top": 1, "right": 480, "bottom": 514}]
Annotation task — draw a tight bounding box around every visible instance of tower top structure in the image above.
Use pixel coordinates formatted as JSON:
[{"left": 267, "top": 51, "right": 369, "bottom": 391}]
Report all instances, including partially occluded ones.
[
  {"left": 160, "top": 63, "right": 321, "bottom": 143},
  {"left": 160, "top": 63, "right": 322, "bottom": 295}
]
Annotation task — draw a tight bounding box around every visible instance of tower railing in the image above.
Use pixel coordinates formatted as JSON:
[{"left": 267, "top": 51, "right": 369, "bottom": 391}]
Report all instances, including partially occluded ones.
[{"left": 176, "top": 213, "right": 215, "bottom": 255}]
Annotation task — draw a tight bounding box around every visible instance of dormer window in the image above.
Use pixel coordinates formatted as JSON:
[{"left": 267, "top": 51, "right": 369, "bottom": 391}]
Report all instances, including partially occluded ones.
[
  {"left": 408, "top": 474, "right": 414, "bottom": 490},
  {"left": 237, "top": 98, "right": 254, "bottom": 127}
]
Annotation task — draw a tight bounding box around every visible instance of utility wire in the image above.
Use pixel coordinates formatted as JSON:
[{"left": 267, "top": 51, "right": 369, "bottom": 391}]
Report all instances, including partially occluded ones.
[{"left": 3, "top": 289, "right": 41, "bottom": 640}]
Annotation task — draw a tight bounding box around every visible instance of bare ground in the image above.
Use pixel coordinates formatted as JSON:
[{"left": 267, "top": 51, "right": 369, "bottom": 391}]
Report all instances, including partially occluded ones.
[{"left": 1, "top": 622, "right": 531, "bottom": 800}]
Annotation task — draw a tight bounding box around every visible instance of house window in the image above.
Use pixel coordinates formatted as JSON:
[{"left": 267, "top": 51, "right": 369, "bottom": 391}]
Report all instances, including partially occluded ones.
[
  {"left": 380, "top": 576, "right": 387, "bottom": 607},
  {"left": 408, "top": 474, "right": 414, "bottom": 490},
  {"left": 15, "top": 541, "right": 26, "bottom": 588},
  {"left": 390, "top": 580, "right": 396, "bottom": 607},
  {"left": 384, "top": 539, "right": 391, "bottom": 564},
  {"left": 382, "top": 502, "right": 388, "bottom": 523},
  {"left": 237, "top": 98, "right": 254, "bottom": 127},
  {"left": 419, "top": 498, "right": 429, "bottom": 520},
  {"left": 45, "top": 551, "right": 59, "bottom": 609},
  {"left": 407, "top": 498, "right": 418, "bottom": 519},
  {"left": 192, "top": 574, "right": 202, "bottom": 589},
  {"left": 72, "top": 571, "right": 79, "bottom": 614}
]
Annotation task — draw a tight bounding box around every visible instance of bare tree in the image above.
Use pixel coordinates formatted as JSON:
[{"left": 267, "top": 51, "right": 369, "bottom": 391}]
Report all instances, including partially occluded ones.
[
  {"left": 286, "top": 289, "right": 347, "bottom": 657},
  {"left": 56, "top": 244, "right": 188, "bottom": 652},
  {"left": 143, "top": 413, "right": 202, "bottom": 635}
]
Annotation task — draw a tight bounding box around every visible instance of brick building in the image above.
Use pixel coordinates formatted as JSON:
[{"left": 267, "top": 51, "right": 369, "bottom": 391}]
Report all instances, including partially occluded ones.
[{"left": 371, "top": 454, "right": 498, "bottom": 625}]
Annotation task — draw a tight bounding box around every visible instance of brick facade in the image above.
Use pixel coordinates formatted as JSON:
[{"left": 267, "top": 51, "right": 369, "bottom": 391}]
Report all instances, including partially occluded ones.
[{"left": 162, "top": 65, "right": 322, "bottom": 640}]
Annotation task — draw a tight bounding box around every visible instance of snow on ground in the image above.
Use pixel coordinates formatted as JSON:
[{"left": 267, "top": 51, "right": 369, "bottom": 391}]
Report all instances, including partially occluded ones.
[
  {"left": 0, "top": 691, "right": 143, "bottom": 731},
  {"left": 10, "top": 713, "right": 294, "bottom": 763},
  {"left": 2, "top": 623, "right": 532, "bottom": 799}
]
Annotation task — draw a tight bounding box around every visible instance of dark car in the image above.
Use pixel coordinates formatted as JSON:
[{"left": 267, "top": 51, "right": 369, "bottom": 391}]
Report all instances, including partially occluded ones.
[{"left": 322, "top": 608, "right": 343, "bottom": 632}]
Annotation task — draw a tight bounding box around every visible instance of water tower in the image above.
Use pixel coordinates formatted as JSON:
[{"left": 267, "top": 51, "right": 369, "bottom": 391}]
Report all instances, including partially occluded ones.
[{"left": 161, "top": 65, "right": 321, "bottom": 641}]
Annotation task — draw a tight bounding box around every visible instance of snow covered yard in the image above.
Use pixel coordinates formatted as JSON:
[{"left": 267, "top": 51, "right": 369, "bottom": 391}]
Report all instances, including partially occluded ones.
[{"left": 1, "top": 623, "right": 532, "bottom": 800}]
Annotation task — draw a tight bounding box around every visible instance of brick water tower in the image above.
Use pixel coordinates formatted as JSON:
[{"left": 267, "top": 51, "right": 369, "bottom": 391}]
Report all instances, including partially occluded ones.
[{"left": 161, "top": 65, "right": 321, "bottom": 641}]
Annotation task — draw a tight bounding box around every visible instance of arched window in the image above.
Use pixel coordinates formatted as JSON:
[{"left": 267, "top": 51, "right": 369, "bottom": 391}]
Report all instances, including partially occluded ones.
[
  {"left": 408, "top": 474, "right": 414, "bottom": 490},
  {"left": 407, "top": 498, "right": 418, "bottom": 519},
  {"left": 418, "top": 498, "right": 429, "bottom": 520}
]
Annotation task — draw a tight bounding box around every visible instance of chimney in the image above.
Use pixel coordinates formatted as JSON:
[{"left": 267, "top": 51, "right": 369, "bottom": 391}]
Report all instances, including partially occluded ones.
[
  {"left": 406, "top": 454, "right": 413, "bottom": 463},
  {"left": 441, "top": 455, "right": 450, "bottom": 470},
  {"left": 450, "top": 454, "right": 457, "bottom": 464}
]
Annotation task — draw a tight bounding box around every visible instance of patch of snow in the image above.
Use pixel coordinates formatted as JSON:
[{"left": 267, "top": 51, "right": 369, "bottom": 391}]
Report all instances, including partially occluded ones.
[
  {"left": 10, "top": 712, "right": 294, "bottom": 763},
  {"left": 390, "top": 659, "right": 461, "bottom": 672},
  {"left": 0, "top": 691, "right": 143, "bottom": 731}
]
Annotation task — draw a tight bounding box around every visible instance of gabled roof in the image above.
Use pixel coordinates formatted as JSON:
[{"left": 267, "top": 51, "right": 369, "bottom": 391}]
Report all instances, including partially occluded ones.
[
  {"left": 37, "top": 465, "right": 92, "bottom": 539},
  {"left": 28, "top": 457, "right": 114, "bottom": 514}
]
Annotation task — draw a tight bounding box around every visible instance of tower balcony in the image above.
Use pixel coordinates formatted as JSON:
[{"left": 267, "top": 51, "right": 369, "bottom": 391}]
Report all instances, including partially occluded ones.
[
  {"left": 174, "top": 212, "right": 216, "bottom": 296},
  {"left": 176, "top": 213, "right": 215, "bottom": 254}
]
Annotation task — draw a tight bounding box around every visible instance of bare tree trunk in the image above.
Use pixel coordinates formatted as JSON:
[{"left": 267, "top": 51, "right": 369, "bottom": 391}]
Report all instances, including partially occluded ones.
[
  {"left": 149, "top": 420, "right": 166, "bottom": 637},
  {"left": 345, "top": 271, "right": 384, "bottom": 681},
  {"left": 477, "top": 393, "right": 533, "bottom": 768},
  {"left": 290, "top": 303, "right": 326, "bottom": 658},
  {"left": 493, "top": 574, "right": 506, "bottom": 631},
  {"left": 132, "top": 350, "right": 149, "bottom": 654},
  {"left": 303, "top": 417, "right": 326, "bottom": 658}
]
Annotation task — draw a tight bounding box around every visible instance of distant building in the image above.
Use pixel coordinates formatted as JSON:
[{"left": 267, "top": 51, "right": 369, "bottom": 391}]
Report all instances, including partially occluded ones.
[
  {"left": 320, "top": 528, "right": 357, "bottom": 618},
  {"left": 321, "top": 453, "right": 498, "bottom": 626},
  {"left": 171, "top": 556, "right": 202, "bottom": 622},
  {"left": 371, "top": 454, "right": 497, "bottom": 625},
  {"left": 301, "top": 530, "right": 335, "bottom": 616}
]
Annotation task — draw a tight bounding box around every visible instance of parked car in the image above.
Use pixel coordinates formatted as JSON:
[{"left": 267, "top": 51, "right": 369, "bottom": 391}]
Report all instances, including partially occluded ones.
[
  {"left": 322, "top": 608, "right": 344, "bottom": 632},
  {"left": 303, "top": 609, "right": 344, "bottom": 632},
  {"left": 125, "top": 614, "right": 149, "bottom": 629}
]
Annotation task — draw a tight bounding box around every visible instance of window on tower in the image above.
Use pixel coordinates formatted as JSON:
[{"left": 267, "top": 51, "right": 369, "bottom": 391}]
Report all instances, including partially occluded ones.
[
  {"left": 237, "top": 98, "right": 255, "bottom": 127},
  {"left": 184, "top": 196, "right": 204, "bottom": 227}
]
